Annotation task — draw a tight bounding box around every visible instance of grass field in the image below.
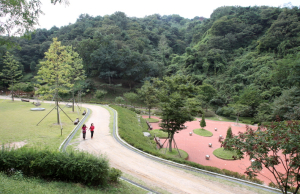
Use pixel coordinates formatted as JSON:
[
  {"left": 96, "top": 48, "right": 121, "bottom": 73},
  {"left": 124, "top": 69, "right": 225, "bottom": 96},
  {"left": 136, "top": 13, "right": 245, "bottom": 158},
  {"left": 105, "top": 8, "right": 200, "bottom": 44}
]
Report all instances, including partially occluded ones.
[
  {"left": 0, "top": 172, "right": 146, "bottom": 194},
  {"left": 213, "top": 147, "right": 240, "bottom": 160},
  {"left": 0, "top": 99, "right": 85, "bottom": 150},
  {"left": 149, "top": 129, "right": 168, "bottom": 138},
  {"left": 193, "top": 128, "right": 213, "bottom": 137},
  {"left": 159, "top": 148, "right": 189, "bottom": 160}
]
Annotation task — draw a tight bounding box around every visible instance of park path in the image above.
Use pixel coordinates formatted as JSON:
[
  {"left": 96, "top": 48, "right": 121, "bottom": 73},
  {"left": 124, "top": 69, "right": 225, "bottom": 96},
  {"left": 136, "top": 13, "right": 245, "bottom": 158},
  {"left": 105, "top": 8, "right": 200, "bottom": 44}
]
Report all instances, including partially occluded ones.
[{"left": 75, "top": 104, "right": 262, "bottom": 194}]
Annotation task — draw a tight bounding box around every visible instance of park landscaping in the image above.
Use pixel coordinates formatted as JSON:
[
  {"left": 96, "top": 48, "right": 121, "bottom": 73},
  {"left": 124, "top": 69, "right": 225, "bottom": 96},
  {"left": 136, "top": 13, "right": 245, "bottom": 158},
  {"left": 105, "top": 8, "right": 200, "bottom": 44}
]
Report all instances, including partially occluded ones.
[
  {"left": 0, "top": 100, "right": 140, "bottom": 193},
  {"left": 213, "top": 148, "right": 240, "bottom": 160},
  {"left": 193, "top": 128, "right": 213, "bottom": 137}
]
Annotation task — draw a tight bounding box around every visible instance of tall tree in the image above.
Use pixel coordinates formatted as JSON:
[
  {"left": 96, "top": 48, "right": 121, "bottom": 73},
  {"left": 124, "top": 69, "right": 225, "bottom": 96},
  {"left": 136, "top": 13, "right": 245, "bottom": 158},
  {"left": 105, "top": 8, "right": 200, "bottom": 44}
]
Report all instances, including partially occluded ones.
[
  {"left": 154, "top": 75, "right": 201, "bottom": 152},
  {"left": 138, "top": 81, "right": 158, "bottom": 118},
  {"left": 66, "top": 46, "right": 86, "bottom": 112},
  {"left": 123, "top": 92, "right": 138, "bottom": 107},
  {"left": 35, "top": 38, "right": 72, "bottom": 124},
  {"left": 0, "top": 52, "right": 22, "bottom": 101}
]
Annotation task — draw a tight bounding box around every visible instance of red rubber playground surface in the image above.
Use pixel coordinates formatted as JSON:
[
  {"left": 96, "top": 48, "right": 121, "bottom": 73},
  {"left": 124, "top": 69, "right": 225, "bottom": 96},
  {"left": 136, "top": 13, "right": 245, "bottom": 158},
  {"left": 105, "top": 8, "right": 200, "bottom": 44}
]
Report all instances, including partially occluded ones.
[{"left": 142, "top": 115, "right": 283, "bottom": 185}]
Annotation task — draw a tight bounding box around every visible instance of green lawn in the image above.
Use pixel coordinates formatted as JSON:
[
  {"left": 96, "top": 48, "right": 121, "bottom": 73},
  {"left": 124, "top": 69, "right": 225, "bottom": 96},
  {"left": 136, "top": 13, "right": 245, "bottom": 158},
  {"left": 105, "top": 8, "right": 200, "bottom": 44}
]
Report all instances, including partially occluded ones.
[
  {"left": 213, "top": 147, "right": 240, "bottom": 160},
  {"left": 159, "top": 148, "right": 189, "bottom": 160},
  {"left": 144, "top": 118, "right": 159, "bottom": 123},
  {"left": 0, "top": 172, "right": 147, "bottom": 194},
  {"left": 149, "top": 130, "right": 168, "bottom": 138},
  {"left": 0, "top": 99, "right": 85, "bottom": 149},
  {"left": 193, "top": 128, "right": 213, "bottom": 137}
]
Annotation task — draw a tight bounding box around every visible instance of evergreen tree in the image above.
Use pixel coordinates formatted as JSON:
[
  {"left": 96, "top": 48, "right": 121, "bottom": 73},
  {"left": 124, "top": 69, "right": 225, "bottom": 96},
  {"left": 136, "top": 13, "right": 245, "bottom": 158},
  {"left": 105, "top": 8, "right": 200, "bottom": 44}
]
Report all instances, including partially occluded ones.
[
  {"left": 0, "top": 52, "right": 23, "bottom": 101},
  {"left": 200, "top": 114, "right": 206, "bottom": 129}
]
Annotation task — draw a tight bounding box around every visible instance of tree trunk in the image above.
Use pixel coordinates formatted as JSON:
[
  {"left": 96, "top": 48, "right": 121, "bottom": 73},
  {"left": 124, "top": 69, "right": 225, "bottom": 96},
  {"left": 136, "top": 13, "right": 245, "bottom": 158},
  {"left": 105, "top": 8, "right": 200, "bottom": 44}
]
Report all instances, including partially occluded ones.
[
  {"left": 148, "top": 108, "right": 151, "bottom": 119},
  {"left": 11, "top": 81, "right": 14, "bottom": 101},
  {"left": 72, "top": 91, "right": 75, "bottom": 112},
  {"left": 56, "top": 96, "right": 60, "bottom": 124},
  {"left": 168, "top": 133, "right": 174, "bottom": 152}
]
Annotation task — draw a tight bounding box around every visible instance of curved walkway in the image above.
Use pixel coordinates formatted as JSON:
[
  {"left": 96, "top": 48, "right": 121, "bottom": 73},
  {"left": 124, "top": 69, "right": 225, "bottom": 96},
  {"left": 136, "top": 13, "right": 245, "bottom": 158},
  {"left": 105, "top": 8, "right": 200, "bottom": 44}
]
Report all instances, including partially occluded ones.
[{"left": 75, "top": 104, "right": 274, "bottom": 194}]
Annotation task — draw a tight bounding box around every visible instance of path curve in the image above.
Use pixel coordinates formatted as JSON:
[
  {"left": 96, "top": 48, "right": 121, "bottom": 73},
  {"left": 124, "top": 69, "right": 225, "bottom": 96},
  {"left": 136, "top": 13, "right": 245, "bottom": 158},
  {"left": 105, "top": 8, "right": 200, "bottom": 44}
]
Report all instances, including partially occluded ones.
[{"left": 76, "top": 104, "right": 263, "bottom": 194}]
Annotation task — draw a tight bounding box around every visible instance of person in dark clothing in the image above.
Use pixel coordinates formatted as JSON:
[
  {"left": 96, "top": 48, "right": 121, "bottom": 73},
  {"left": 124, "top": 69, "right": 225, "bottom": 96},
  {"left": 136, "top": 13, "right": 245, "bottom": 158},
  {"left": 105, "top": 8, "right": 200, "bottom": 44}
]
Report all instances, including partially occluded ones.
[{"left": 82, "top": 124, "right": 87, "bottom": 140}]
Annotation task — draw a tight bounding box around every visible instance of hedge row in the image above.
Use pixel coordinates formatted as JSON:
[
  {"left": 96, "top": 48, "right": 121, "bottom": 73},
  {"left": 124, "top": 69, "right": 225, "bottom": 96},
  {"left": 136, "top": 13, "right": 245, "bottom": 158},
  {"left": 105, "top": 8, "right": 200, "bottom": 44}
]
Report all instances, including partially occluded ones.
[
  {"left": 111, "top": 105, "right": 263, "bottom": 185},
  {"left": 0, "top": 147, "right": 110, "bottom": 186}
]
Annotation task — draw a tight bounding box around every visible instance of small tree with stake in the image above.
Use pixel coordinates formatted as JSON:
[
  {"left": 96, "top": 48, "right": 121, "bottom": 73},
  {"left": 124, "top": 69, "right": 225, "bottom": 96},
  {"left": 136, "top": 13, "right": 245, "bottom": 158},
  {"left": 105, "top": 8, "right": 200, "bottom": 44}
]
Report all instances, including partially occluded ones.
[
  {"left": 200, "top": 114, "right": 206, "bottom": 129},
  {"left": 222, "top": 119, "right": 300, "bottom": 194}
]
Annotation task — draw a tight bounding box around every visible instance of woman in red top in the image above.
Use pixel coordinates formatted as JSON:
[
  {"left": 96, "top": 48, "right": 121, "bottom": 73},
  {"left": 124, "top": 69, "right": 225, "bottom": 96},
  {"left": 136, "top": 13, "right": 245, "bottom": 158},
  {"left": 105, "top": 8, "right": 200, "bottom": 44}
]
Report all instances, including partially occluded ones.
[
  {"left": 89, "top": 123, "right": 95, "bottom": 139},
  {"left": 82, "top": 124, "right": 87, "bottom": 140}
]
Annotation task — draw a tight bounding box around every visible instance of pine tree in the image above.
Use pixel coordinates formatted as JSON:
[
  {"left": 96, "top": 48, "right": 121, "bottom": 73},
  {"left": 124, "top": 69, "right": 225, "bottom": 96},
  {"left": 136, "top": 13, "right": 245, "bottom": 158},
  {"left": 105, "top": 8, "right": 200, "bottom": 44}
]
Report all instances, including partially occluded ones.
[
  {"left": 200, "top": 114, "right": 206, "bottom": 129},
  {"left": 0, "top": 52, "right": 23, "bottom": 101}
]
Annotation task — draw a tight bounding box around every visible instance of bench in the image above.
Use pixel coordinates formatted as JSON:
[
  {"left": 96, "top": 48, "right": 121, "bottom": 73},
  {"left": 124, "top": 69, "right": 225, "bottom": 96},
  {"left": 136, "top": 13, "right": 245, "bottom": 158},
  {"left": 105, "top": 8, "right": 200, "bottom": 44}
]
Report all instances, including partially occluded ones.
[
  {"left": 82, "top": 110, "right": 86, "bottom": 115},
  {"left": 74, "top": 118, "right": 79, "bottom": 125},
  {"left": 21, "top": 99, "right": 30, "bottom": 102},
  {"left": 146, "top": 121, "right": 153, "bottom": 130},
  {"left": 154, "top": 136, "right": 163, "bottom": 148}
]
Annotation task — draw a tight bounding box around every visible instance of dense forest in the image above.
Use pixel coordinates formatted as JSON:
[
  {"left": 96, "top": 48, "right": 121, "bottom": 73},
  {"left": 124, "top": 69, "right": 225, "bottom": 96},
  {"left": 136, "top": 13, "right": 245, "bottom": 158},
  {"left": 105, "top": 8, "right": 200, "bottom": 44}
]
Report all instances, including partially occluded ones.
[{"left": 1, "top": 5, "right": 300, "bottom": 123}]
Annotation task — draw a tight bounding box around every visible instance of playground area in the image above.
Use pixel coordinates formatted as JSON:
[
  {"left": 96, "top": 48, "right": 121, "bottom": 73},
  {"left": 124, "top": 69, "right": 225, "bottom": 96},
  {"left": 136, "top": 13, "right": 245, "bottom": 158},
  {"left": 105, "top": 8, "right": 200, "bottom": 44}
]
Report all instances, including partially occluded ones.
[{"left": 143, "top": 115, "right": 283, "bottom": 185}]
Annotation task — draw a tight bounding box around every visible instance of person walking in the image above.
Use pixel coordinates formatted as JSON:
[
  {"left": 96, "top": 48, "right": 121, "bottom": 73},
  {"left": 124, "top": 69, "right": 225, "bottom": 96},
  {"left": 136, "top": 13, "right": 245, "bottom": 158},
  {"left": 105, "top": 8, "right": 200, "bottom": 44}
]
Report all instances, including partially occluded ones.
[
  {"left": 82, "top": 124, "right": 87, "bottom": 140},
  {"left": 89, "top": 123, "right": 95, "bottom": 139}
]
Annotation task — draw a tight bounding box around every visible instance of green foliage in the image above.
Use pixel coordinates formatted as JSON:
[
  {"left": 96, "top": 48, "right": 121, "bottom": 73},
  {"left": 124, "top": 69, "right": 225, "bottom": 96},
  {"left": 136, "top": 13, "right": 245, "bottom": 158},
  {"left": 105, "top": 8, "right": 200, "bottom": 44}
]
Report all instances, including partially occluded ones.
[
  {"left": 224, "top": 121, "right": 300, "bottom": 194},
  {"left": 95, "top": 89, "right": 107, "bottom": 99},
  {"left": 123, "top": 92, "right": 138, "bottom": 106},
  {"left": 115, "top": 96, "right": 125, "bottom": 104},
  {"left": 108, "top": 168, "right": 122, "bottom": 183},
  {"left": 0, "top": 51, "right": 23, "bottom": 100},
  {"left": 0, "top": 147, "right": 109, "bottom": 186},
  {"left": 193, "top": 128, "right": 213, "bottom": 137},
  {"left": 138, "top": 81, "right": 159, "bottom": 118},
  {"left": 35, "top": 38, "right": 73, "bottom": 99},
  {"left": 200, "top": 114, "right": 206, "bottom": 128},
  {"left": 153, "top": 75, "right": 201, "bottom": 151}
]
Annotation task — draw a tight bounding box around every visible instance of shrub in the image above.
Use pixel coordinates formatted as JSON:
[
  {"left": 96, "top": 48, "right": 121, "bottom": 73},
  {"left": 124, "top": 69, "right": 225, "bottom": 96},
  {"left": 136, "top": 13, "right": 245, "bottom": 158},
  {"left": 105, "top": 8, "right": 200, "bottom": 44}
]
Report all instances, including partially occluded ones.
[
  {"left": 108, "top": 168, "right": 122, "bottom": 183},
  {"left": 0, "top": 147, "right": 109, "bottom": 186},
  {"left": 94, "top": 89, "right": 107, "bottom": 99}
]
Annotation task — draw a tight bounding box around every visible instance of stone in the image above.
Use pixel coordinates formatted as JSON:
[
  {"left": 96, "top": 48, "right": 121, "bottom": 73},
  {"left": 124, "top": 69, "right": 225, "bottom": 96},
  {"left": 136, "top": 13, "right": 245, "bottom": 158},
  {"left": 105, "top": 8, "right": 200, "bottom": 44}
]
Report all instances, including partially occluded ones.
[{"left": 143, "top": 132, "right": 151, "bottom": 137}]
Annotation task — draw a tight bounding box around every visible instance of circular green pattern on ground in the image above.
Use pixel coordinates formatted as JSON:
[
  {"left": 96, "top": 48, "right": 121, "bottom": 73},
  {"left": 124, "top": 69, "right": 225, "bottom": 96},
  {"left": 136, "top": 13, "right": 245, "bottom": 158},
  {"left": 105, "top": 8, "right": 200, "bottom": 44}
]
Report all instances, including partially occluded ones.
[
  {"left": 193, "top": 128, "right": 213, "bottom": 137},
  {"left": 213, "top": 147, "right": 240, "bottom": 160},
  {"left": 159, "top": 148, "right": 189, "bottom": 160},
  {"left": 144, "top": 118, "right": 159, "bottom": 123}
]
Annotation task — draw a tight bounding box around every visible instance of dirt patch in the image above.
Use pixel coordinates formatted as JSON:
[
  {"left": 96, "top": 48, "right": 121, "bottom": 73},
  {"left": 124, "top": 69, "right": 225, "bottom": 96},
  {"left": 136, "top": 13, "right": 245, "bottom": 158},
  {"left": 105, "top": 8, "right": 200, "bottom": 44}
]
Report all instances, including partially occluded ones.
[{"left": 3, "top": 140, "right": 27, "bottom": 149}]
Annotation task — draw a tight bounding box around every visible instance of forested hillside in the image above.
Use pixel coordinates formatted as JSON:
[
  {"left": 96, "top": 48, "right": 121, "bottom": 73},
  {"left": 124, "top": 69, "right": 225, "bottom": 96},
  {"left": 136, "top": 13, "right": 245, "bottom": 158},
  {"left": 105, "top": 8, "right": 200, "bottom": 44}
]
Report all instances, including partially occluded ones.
[{"left": 1, "top": 5, "right": 300, "bottom": 122}]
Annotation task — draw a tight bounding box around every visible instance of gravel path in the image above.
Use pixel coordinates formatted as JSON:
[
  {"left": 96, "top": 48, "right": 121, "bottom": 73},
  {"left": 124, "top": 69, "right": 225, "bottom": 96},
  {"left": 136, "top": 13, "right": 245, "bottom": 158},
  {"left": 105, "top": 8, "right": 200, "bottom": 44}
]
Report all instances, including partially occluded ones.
[{"left": 76, "top": 104, "right": 263, "bottom": 194}]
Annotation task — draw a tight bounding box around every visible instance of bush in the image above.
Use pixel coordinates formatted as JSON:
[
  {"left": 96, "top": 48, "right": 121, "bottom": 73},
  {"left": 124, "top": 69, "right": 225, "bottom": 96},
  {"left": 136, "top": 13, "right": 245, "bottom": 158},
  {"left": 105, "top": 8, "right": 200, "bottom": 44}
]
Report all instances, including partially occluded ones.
[
  {"left": 216, "top": 107, "right": 234, "bottom": 117},
  {"left": 94, "top": 89, "right": 107, "bottom": 99},
  {"left": 0, "top": 147, "right": 109, "bottom": 186},
  {"left": 108, "top": 168, "right": 122, "bottom": 183}
]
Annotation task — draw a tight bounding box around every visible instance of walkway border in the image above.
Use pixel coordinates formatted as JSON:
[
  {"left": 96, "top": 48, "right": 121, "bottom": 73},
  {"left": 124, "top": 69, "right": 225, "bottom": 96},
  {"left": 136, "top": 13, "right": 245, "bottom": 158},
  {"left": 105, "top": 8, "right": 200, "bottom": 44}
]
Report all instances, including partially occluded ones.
[
  {"left": 59, "top": 108, "right": 90, "bottom": 152},
  {"left": 108, "top": 106, "right": 282, "bottom": 194}
]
